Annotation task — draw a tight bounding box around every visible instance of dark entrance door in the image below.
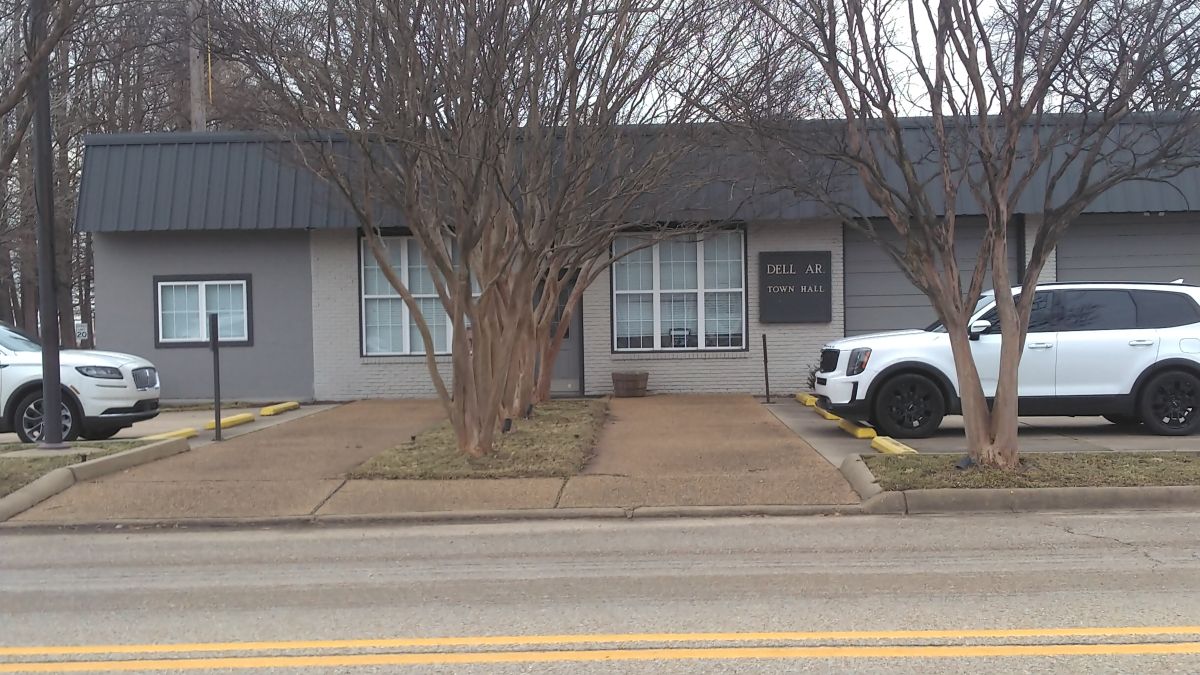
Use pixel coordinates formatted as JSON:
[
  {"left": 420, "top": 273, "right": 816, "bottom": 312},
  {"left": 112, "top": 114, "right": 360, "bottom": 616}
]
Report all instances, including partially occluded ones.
[{"left": 549, "top": 285, "right": 584, "bottom": 397}]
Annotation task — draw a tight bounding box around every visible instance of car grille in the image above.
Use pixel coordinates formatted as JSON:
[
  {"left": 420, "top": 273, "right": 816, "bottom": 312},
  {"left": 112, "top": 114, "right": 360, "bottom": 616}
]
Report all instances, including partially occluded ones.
[
  {"left": 132, "top": 367, "right": 158, "bottom": 389},
  {"left": 819, "top": 349, "right": 840, "bottom": 374}
]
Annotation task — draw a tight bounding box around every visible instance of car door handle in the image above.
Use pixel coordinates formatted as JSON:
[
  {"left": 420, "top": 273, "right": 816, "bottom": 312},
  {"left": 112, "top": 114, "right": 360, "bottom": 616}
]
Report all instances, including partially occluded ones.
[
  {"left": 1128, "top": 340, "right": 1156, "bottom": 347},
  {"left": 1027, "top": 342, "right": 1053, "bottom": 350}
]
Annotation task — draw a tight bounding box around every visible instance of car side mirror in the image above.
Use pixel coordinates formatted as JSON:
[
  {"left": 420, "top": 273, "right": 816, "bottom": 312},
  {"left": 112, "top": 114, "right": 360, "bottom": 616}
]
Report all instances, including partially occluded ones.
[{"left": 968, "top": 320, "right": 991, "bottom": 341}]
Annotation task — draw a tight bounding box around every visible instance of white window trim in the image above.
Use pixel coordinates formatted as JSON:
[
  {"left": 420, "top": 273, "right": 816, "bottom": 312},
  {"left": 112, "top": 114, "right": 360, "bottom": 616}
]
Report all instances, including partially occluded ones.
[
  {"left": 612, "top": 233, "right": 747, "bottom": 353},
  {"left": 361, "top": 237, "right": 453, "bottom": 356},
  {"left": 156, "top": 279, "right": 249, "bottom": 343}
]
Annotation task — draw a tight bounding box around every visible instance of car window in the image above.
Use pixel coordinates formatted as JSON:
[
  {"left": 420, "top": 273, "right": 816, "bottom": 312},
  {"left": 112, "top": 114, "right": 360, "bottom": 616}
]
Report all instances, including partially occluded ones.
[
  {"left": 0, "top": 324, "right": 40, "bottom": 352},
  {"left": 976, "top": 291, "right": 1055, "bottom": 333},
  {"left": 1133, "top": 290, "right": 1200, "bottom": 328},
  {"left": 1057, "top": 289, "right": 1137, "bottom": 331}
]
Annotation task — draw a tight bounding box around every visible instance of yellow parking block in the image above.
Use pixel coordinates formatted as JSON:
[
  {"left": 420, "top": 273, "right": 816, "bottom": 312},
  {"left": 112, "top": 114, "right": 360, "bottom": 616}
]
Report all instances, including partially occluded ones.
[
  {"left": 813, "top": 406, "right": 841, "bottom": 421},
  {"left": 838, "top": 419, "right": 877, "bottom": 439},
  {"left": 260, "top": 401, "right": 300, "bottom": 416},
  {"left": 203, "top": 413, "right": 256, "bottom": 431},
  {"left": 796, "top": 393, "right": 818, "bottom": 407},
  {"left": 871, "top": 436, "right": 919, "bottom": 454},
  {"left": 141, "top": 427, "right": 199, "bottom": 441}
]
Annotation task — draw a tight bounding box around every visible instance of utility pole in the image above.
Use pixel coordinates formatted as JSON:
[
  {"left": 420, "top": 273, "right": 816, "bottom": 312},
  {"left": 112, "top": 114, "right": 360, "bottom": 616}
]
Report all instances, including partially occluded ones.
[
  {"left": 30, "top": 0, "right": 64, "bottom": 447},
  {"left": 187, "top": 0, "right": 206, "bottom": 131}
]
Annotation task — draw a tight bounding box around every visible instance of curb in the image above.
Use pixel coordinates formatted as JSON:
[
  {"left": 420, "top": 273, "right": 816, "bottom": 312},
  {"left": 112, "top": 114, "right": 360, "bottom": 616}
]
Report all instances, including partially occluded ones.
[
  {"left": 836, "top": 452, "right": 1200, "bottom": 514},
  {"left": 0, "top": 503, "right": 866, "bottom": 531},
  {"left": 0, "top": 468, "right": 75, "bottom": 522},
  {"left": 0, "top": 438, "right": 191, "bottom": 522},
  {"left": 903, "top": 485, "right": 1200, "bottom": 513},
  {"left": 795, "top": 393, "right": 818, "bottom": 407},
  {"left": 838, "top": 455, "right": 882, "bottom": 500}
]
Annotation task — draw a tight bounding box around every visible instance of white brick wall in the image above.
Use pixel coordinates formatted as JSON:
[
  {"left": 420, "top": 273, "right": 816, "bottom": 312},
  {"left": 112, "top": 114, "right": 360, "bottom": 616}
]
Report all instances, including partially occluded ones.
[
  {"left": 310, "top": 230, "right": 451, "bottom": 400},
  {"left": 582, "top": 221, "right": 844, "bottom": 396},
  {"left": 1025, "top": 214, "right": 1057, "bottom": 283}
]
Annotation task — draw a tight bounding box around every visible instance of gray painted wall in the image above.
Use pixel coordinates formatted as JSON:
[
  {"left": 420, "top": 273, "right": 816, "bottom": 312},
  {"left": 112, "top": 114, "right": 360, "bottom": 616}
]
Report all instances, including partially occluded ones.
[
  {"left": 93, "top": 230, "right": 315, "bottom": 401},
  {"left": 843, "top": 219, "right": 1020, "bottom": 335},
  {"left": 1056, "top": 213, "right": 1200, "bottom": 283}
]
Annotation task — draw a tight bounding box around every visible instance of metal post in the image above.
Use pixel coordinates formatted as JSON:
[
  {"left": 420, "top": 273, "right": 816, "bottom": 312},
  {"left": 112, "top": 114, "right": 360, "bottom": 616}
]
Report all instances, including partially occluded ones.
[
  {"left": 31, "top": 0, "right": 63, "bottom": 448},
  {"left": 762, "top": 333, "right": 772, "bottom": 404},
  {"left": 210, "top": 313, "right": 222, "bottom": 441}
]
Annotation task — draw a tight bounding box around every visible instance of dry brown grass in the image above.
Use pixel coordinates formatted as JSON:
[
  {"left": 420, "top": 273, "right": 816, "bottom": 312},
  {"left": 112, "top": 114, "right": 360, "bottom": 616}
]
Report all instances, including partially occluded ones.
[
  {"left": 350, "top": 399, "right": 608, "bottom": 479},
  {"left": 0, "top": 441, "right": 146, "bottom": 498},
  {"left": 865, "top": 452, "right": 1200, "bottom": 490}
]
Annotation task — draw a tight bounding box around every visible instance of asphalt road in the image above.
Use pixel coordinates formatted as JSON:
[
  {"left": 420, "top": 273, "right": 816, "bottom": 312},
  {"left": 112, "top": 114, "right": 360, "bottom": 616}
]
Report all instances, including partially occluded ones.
[{"left": 3, "top": 512, "right": 1200, "bottom": 673}]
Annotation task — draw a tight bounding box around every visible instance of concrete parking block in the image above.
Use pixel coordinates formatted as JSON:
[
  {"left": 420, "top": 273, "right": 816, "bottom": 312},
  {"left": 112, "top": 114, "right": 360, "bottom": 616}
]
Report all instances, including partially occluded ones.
[
  {"left": 141, "top": 427, "right": 199, "bottom": 441},
  {"left": 871, "top": 436, "right": 918, "bottom": 454},
  {"left": 839, "top": 418, "right": 877, "bottom": 439},
  {"left": 203, "top": 413, "right": 256, "bottom": 430},
  {"left": 814, "top": 406, "right": 841, "bottom": 421},
  {"left": 260, "top": 401, "right": 301, "bottom": 416},
  {"left": 796, "top": 393, "right": 818, "bottom": 406},
  {"left": 318, "top": 478, "right": 565, "bottom": 515}
]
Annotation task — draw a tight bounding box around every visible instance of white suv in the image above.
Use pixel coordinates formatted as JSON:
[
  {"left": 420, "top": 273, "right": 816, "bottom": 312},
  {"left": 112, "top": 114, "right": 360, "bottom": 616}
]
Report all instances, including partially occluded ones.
[
  {"left": 814, "top": 282, "right": 1200, "bottom": 438},
  {"left": 0, "top": 323, "right": 161, "bottom": 442}
]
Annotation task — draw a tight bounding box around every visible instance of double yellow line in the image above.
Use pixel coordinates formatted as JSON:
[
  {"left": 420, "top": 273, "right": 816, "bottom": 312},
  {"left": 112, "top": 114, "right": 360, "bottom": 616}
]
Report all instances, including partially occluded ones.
[{"left": 4, "top": 626, "right": 1200, "bottom": 671}]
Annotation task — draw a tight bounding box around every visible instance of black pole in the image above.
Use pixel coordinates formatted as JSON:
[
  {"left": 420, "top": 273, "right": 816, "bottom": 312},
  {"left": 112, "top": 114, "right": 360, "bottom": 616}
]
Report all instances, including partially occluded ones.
[
  {"left": 762, "top": 333, "right": 771, "bottom": 404},
  {"left": 210, "top": 313, "right": 222, "bottom": 441},
  {"left": 31, "top": 0, "right": 63, "bottom": 448}
]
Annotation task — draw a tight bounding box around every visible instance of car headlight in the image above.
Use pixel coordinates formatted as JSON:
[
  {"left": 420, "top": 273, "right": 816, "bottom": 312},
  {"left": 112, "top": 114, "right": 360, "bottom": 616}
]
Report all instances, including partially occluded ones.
[
  {"left": 846, "top": 348, "right": 872, "bottom": 376},
  {"left": 76, "top": 365, "right": 123, "bottom": 379}
]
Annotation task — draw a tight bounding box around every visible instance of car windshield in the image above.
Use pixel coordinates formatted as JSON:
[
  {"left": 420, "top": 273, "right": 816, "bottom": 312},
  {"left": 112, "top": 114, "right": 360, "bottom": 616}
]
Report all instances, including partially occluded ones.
[
  {"left": 925, "top": 296, "right": 995, "bottom": 332},
  {"left": 0, "top": 323, "right": 41, "bottom": 352}
]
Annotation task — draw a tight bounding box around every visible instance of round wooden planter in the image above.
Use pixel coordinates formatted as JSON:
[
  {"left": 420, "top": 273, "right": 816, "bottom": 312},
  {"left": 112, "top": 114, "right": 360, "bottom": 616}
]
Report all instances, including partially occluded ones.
[{"left": 611, "top": 371, "right": 649, "bottom": 398}]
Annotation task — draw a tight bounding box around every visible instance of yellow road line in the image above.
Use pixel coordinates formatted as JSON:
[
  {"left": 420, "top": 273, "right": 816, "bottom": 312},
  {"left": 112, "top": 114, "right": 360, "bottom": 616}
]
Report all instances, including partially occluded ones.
[
  {"left": 5, "top": 626, "right": 1200, "bottom": 657},
  {"left": 5, "top": 642, "right": 1200, "bottom": 671}
]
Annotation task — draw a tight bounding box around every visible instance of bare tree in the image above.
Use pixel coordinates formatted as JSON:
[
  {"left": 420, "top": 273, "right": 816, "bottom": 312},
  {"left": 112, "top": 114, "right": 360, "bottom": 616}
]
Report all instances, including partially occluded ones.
[
  {"left": 217, "top": 0, "right": 726, "bottom": 456},
  {"left": 721, "top": 0, "right": 1200, "bottom": 468}
]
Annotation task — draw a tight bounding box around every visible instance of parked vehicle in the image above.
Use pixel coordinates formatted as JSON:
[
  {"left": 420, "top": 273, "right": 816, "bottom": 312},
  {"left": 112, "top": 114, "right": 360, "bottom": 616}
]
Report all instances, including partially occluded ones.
[
  {"left": 814, "top": 281, "right": 1200, "bottom": 438},
  {"left": 0, "top": 324, "right": 160, "bottom": 442}
]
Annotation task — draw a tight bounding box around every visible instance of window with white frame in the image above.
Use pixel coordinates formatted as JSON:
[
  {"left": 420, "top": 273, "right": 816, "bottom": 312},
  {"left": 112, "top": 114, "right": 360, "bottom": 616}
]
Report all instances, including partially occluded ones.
[
  {"left": 612, "top": 231, "right": 745, "bottom": 351},
  {"left": 156, "top": 278, "right": 250, "bottom": 344},
  {"left": 361, "top": 237, "right": 453, "bottom": 355}
]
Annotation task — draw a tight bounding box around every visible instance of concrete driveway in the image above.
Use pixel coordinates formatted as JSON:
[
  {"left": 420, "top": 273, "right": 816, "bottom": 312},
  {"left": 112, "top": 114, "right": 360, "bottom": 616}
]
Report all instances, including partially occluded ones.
[{"left": 908, "top": 415, "right": 1200, "bottom": 454}]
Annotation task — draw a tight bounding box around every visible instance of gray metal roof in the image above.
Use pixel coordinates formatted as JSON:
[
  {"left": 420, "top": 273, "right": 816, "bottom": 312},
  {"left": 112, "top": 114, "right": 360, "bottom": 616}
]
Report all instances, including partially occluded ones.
[
  {"left": 75, "top": 123, "right": 1200, "bottom": 233},
  {"left": 76, "top": 133, "right": 360, "bottom": 232}
]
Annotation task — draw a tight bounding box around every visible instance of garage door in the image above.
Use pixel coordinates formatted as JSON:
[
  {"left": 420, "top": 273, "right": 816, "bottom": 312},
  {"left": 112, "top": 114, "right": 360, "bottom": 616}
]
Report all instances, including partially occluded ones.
[
  {"left": 1055, "top": 216, "right": 1200, "bottom": 283},
  {"left": 844, "top": 221, "right": 1020, "bottom": 335}
]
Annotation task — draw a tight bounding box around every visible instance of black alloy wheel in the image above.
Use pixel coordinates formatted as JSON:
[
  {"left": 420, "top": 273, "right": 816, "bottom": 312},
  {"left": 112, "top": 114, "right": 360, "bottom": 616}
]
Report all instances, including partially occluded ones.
[
  {"left": 1140, "top": 371, "right": 1200, "bottom": 436},
  {"left": 871, "top": 373, "right": 946, "bottom": 439}
]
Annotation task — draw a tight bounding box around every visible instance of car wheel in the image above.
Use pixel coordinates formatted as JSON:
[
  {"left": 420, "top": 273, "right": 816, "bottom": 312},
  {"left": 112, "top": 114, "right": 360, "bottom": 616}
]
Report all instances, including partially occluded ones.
[
  {"left": 80, "top": 426, "right": 122, "bottom": 441},
  {"left": 13, "top": 391, "right": 81, "bottom": 443},
  {"left": 1103, "top": 414, "right": 1141, "bottom": 427},
  {"left": 1139, "top": 371, "right": 1200, "bottom": 436},
  {"left": 871, "top": 373, "right": 946, "bottom": 439}
]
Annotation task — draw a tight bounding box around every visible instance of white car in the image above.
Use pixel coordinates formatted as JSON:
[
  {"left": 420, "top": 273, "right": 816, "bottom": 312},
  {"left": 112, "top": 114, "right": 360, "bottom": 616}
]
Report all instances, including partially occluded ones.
[
  {"left": 814, "top": 281, "right": 1200, "bottom": 438},
  {"left": 0, "top": 323, "right": 160, "bottom": 442}
]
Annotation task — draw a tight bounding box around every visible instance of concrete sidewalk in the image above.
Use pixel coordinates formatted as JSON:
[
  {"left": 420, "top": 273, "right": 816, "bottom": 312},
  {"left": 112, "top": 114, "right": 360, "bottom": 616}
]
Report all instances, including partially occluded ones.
[{"left": 9, "top": 395, "right": 860, "bottom": 526}]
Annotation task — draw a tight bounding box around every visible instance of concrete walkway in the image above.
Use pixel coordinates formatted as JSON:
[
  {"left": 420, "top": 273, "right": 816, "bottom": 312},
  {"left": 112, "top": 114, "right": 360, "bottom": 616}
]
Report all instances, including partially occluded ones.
[
  {"left": 562, "top": 394, "right": 859, "bottom": 507},
  {"left": 13, "top": 401, "right": 445, "bottom": 523}
]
